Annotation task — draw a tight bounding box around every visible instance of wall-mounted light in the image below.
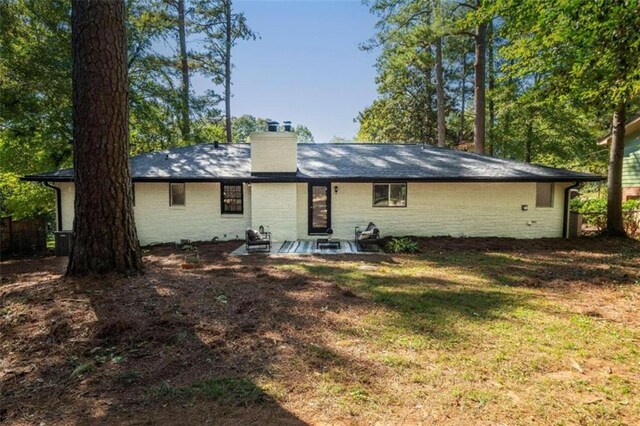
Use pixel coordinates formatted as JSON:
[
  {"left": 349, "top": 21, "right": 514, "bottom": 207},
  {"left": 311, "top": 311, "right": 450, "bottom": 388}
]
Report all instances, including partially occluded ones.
[
  {"left": 334, "top": 186, "right": 339, "bottom": 194},
  {"left": 521, "top": 204, "right": 528, "bottom": 211}
]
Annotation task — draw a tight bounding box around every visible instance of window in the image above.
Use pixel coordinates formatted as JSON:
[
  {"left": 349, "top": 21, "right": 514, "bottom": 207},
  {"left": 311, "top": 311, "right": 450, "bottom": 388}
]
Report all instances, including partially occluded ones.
[
  {"left": 536, "top": 183, "right": 554, "bottom": 208},
  {"left": 170, "top": 183, "right": 185, "bottom": 206},
  {"left": 221, "top": 183, "right": 243, "bottom": 214},
  {"left": 373, "top": 183, "right": 407, "bottom": 207}
]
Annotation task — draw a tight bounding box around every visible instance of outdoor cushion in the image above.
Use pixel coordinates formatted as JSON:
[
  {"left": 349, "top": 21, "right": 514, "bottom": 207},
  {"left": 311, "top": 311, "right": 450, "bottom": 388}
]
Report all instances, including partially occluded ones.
[
  {"left": 358, "top": 230, "right": 375, "bottom": 240},
  {"left": 247, "top": 229, "right": 257, "bottom": 241},
  {"left": 364, "top": 222, "right": 380, "bottom": 236}
]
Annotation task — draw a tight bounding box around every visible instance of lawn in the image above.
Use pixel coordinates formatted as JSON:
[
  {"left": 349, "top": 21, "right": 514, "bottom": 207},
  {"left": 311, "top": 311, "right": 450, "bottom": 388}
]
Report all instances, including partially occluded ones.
[{"left": 1, "top": 237, "right": 639, "bottom": 425}]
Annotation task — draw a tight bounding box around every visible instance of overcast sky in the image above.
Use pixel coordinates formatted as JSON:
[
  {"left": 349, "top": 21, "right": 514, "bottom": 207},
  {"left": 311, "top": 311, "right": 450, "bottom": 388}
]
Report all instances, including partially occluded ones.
[{"left": 189, "top": 0, "right": 380, "bottom": 142}]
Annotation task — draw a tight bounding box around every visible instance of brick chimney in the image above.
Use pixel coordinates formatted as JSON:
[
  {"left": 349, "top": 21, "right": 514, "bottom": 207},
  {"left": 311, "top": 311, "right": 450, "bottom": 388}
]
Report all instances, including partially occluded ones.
[{"left": 249, "top": 126, "right": 298, "bottom": 174}]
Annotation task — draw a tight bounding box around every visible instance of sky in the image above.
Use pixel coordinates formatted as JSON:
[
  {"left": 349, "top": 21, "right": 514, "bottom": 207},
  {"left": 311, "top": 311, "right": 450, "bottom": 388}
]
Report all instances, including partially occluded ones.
[{"left": 190, "top": 0, "right": 380, "bottom": 142}]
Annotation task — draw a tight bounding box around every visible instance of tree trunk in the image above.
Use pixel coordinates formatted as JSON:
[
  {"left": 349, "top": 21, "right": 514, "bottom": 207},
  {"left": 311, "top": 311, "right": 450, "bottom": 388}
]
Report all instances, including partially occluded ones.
[
  {"left": 487, "top": 19, "right": 495, "bottom": 156},
  {"left": 68, "top": 0, "right": 143, "bottom": 276},
  {"left": 224, "top": 0, "right": 232, "bottom": 144},
  {"left": 435, "top": 36, "right": 446, "bottom": 147},
  {"left": 525, "top": 118, "right": 533, "bottom": 163},
  {"left": 178, "top": 0, "right": 190, "bottom": 143},
  {"left": 607, "top": 103, "right": 627, "bottom": 236},
  {"left": 460, "top": 51, "right": 467, "bottom": 144},
  {"left": 473, "top": 6, "right": 486, "bottom": 155}
]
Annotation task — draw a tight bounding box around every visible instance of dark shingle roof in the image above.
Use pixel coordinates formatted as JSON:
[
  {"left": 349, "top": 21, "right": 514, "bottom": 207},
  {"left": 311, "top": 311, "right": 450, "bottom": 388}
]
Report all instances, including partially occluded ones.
[{"left": 23, "top": 143, "right": 603, "bottom": 182}]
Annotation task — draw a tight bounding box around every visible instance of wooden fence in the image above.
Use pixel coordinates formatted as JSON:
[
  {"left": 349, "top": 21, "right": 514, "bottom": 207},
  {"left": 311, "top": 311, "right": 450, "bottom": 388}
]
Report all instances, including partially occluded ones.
[{"left": 0, "top": 216, "right": 47, "bottom": 256}]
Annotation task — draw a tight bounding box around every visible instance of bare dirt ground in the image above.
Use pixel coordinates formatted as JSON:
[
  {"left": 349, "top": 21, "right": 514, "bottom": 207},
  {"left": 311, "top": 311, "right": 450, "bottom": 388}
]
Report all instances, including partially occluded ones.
[{"left": 1, "top": 237, "right": 639, "bottom": 425}]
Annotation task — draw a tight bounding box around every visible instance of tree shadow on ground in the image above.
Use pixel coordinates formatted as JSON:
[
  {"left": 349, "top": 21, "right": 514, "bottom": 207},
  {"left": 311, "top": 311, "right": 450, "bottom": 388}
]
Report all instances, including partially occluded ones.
[
  {"left": 2, "top": 237, "right": 637, "bottom": 424},
  {"left": 0, "top": 242, "right": 393, "bottom": 424}
]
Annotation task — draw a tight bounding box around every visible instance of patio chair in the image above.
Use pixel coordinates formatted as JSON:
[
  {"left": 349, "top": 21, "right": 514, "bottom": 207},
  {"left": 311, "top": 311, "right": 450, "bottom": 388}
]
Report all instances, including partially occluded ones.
[
  {"left": 355, "top": 222, "right": 381, "bottom": 252},
  {"left": 245, "top": 228, "right": 271, "bottom": 252}
]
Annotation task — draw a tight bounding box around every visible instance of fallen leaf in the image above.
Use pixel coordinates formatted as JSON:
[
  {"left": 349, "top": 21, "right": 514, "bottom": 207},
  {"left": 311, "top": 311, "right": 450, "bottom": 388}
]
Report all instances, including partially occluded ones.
[{"left": 570, "top": 359, "right": 584, "bottom": 374}]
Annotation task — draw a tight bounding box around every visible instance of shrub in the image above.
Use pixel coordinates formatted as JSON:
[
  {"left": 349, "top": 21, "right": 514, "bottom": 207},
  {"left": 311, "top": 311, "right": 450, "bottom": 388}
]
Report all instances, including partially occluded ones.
[
  {"left": 385, "top": 237, "right": 419, "bottom": 253},
  {"left": 571, "top": 197, "right": 640, "bottom": 235}
]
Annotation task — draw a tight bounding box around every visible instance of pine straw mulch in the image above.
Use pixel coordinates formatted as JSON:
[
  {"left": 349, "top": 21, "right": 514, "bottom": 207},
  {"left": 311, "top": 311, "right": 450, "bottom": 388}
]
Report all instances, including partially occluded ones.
[{"left": 0, "top": 237, "right": 638, "bottom": 425}]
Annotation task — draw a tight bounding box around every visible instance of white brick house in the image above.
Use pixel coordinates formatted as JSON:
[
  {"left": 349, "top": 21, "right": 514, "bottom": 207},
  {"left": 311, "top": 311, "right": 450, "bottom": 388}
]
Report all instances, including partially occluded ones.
[{"left": 25, "top": 130, "right": 603, "bottom": 245}]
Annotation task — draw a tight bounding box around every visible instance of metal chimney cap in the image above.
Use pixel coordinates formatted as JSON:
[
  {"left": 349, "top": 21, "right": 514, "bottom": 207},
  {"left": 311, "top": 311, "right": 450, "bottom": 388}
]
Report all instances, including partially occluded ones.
[
  {"left": 266, "top": 120, "right": 279, "bottom": 132},
  {"left": 283, "top": 121, "right": 292, "bottom": 132}
]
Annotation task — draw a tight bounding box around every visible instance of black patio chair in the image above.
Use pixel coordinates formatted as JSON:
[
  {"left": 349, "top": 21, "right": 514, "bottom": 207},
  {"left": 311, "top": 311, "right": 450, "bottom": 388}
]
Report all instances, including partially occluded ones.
[
  {"left": 355, "top": 222, "right": 381, "bottom": 252},
  {"left": 245, "top": 228, "right": 271, "bottom": 252}
]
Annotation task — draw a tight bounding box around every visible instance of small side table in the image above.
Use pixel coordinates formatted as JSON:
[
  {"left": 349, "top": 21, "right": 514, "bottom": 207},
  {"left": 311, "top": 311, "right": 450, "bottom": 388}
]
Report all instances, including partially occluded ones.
[{"left": 316, "top": 238, "right": 341, "bottom": 250}]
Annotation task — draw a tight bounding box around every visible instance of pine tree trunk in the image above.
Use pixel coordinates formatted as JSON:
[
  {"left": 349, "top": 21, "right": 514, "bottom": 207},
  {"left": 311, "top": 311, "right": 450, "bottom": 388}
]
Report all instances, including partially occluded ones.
[
  {"left": 435, "top": 36, "right": 446, "bottom": 147},
  {"left": 525, "top": 118, "right": 533, "bottom": 163},
  {"left": 607, "top": 103, "right": 627, "bottom": 236},
  {"left": 68, "top": 0, "right": 143, "bottom": 276},
  {"left": 487, "top": 20, "right": 495, "bottom": 156},
  {"left": 178, "top": 0, "right": 190, "bottom": 143},
  {"left": 460, "top": 51, "right": 467, "bottom": 144},
  {"left": 224, "top": 0, "right": 232, "bottom": 144},
  {"left": 474, "top": 20, "right": 486, "bottom": 155}
]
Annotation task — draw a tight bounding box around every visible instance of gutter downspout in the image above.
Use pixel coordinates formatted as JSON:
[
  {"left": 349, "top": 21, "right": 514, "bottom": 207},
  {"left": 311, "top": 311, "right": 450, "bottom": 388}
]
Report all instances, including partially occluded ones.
[
  {"left": 43, "top": 182, "right": 62, "bottom": 232},
  {"left": 562, "top": 182, "right": 580, "bottom": 239}
]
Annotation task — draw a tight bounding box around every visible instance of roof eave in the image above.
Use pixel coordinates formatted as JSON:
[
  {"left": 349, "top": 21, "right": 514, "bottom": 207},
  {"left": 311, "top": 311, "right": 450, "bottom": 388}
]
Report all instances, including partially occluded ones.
[
  {"left": 597, "top": 114, "right": 640, "bottom": 145},
  {"left": 21, "top": 174, "right": 606, "bottom": 183}
]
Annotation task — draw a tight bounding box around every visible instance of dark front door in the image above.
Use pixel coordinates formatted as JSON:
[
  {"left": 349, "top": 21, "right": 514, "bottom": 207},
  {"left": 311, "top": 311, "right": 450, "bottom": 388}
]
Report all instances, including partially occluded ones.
[{"left": 308, "top": 182, "right": 331, "bottom": 234}]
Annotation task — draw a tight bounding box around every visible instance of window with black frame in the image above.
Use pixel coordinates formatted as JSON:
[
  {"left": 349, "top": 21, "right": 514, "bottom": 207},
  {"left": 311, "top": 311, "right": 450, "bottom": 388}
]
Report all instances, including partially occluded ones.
[
  {"left": 373, "top": 183, "right": 407, "bottom": 207},
  {"left": 221, "top": 183, "right": 243, "bottom": 214}
]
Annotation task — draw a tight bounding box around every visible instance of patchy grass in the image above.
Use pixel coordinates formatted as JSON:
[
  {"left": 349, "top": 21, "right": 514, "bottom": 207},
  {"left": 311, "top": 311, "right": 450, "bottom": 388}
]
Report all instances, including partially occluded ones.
[{"left": 0, "top": 237, "right": 639, "bottom": 424}]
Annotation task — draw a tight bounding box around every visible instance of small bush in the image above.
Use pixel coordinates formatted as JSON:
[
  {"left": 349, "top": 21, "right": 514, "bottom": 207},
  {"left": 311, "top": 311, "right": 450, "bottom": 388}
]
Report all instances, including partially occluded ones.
[
  {"left": 571, "top": 197, "right": 640, "bottom": 235},
  {"left": 385, "top": 237, "right": 419, "bottom": 253}
]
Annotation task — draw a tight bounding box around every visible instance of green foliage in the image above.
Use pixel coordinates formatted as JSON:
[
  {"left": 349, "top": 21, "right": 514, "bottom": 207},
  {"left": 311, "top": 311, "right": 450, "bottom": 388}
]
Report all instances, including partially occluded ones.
[
  {"left": 357, "top": 0, "right": 626, "bottom": 176},
  {"left": 495, "top": 0, "right": 640, "bottom": 110},
  {"left": 358, "top": 0, "right": 438, "bottom": 143},
  {"left": 0, "top": 0, "right": 262, "bottom": 220},
  {"left": 0, "top": 173, "right": 53, "bottom": 220},
  {"left": 228, "top": 115, "right": 314, "bottom": 143},
  {"left": 571, "top": 197, "right": 640, "bottom": 235},
  {"left": 385, "top": 237, "right": 419, "bottom": 253}
]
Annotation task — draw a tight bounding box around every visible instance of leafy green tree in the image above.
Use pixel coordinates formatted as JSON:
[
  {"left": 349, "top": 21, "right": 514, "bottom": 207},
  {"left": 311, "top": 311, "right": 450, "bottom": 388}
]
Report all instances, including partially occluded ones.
[
  {"left": 0, "top": 0, "right": 71, "bottom": 220},
  {"left": 194, "top": 0, "right": 255, "bottom": 143},
  {"left": 294, "top": 125, "right": 314, "bottom": 143},
  {"left": 495, "top": 0, "right": 640, "bottom": 236},
  {"left": 227, "top": 115, "right": 314, "bottom": 143}
]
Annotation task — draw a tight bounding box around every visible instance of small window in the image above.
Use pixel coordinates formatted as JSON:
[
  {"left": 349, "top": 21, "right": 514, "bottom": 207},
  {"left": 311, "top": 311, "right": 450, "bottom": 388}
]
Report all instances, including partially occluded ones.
[
  {"left": 536, "top": 183, "right": 554, "bottom": 208},
  {"left": 221, "top": 183, "right": 243, "bottom": 214},
  {"left": 170, "top": 183, "right": 185, "bottom": 206},
  {"left": 373, "top": 183, "right": 407, "bottom": 207}
]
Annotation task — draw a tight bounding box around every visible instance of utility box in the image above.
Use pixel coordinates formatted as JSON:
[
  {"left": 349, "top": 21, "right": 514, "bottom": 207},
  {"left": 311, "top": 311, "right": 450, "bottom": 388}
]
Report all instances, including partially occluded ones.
[
  {"left": 569, "top": 212, "right": 582, "bottom": 238},
  {"left": 54, "top": 231, "right": 73, "bottom": 256}
]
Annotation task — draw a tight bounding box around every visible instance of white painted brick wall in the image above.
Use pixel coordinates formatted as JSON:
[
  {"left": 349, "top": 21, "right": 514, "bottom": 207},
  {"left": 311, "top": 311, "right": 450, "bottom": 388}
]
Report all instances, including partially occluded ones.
[
  {"left": 296, "top": 183, "right": 308, "bottom": 238},
  {"left": 55, "top": 182, "right": 250, "bottom": 245},
  {"left": 250, "top": 182, "right": 298, "bottom": 241},
  {"left": 329, "top": 182, "right": 569, "bottom": 240},
  {"left": 249, "top": 132, "right": 297, "bottom": 173},
  {"left": 56, "top": 182, "right": 75, "bottom": 231},
  {"left": 55, "top": 180, "right": 569, "bottom": 245}
]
